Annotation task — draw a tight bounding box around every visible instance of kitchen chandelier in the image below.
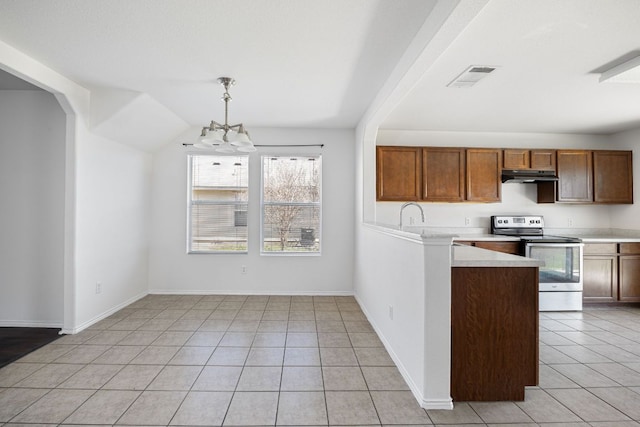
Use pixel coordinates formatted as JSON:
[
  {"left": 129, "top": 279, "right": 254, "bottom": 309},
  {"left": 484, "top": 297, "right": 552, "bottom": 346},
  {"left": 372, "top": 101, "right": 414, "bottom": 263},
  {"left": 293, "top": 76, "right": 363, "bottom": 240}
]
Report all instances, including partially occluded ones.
[{"left": 193, "top": 77, "right": 256, "bottom": 153}]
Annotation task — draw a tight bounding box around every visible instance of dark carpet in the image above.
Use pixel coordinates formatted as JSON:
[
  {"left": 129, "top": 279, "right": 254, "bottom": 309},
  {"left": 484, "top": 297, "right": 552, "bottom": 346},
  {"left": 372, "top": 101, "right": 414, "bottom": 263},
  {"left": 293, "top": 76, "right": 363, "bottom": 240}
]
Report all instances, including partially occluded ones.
[{"left": 0, "top": 327, "right": 61, "bottom": 369}]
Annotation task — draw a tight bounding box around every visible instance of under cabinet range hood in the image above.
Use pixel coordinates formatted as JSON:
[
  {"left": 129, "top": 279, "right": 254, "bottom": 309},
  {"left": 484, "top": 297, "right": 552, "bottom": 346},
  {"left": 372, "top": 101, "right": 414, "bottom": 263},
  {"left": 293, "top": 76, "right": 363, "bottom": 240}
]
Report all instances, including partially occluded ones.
[{"left": 501, "top": 169, "right": 559, "bottom": 183}]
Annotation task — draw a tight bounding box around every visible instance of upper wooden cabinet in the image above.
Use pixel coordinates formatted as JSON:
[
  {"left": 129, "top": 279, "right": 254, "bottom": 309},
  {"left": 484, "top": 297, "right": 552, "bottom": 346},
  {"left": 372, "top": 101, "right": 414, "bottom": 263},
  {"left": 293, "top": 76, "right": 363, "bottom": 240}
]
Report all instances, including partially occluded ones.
[
  {"left": 466, "top": 148, "right": 502, "bottom": 202},
  {"left": 503, "top": 149, "right": 529, "bottom": 169},
  {"left": 422, "top": 147, "right": 465, "bottom": 202},
  {"left": 531, "top": 150, "right": 557, "bottom": 170},
  {"left": 376, "top": 146, "right": 501, "bottom": 203},
  {"left": 556, "top": 150, "right": 593, "bottom": 202},
  {"left": 377, "top": 146, "right": 632, "bottom": 204},
  {"left": 503, "top": 149, "right": 555, "bottom": 171},
  {"left": 593, "top": 150, "right": 633, "bottom": 204},
  {"left": 376, "top": 146, "right": 422, "bottom": 201},
  {"left": 539, "top": 149, "right": 633, "bottom": 204}
]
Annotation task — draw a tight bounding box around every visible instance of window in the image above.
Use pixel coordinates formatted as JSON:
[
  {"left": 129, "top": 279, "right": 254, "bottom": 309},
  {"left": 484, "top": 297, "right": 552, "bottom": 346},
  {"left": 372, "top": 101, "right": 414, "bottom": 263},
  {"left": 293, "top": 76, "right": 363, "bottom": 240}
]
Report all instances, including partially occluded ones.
[
  {"left": 188, "top": 154, "right": 248, "bottom": 253},
  {"left": 261, "top": 155, "right": 321, "bottom": 254}
]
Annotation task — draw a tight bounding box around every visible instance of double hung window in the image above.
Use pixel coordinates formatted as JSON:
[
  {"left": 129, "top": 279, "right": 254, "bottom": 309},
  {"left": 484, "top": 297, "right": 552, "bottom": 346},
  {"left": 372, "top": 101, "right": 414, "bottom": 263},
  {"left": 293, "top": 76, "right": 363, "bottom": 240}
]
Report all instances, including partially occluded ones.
[
  {"left": 261, "top": 155, "right": 321, "bottom": 254},
  {"left": 188, "top": 154, "right": 248, "bottom": 253},
  {"left": 187, "top": 153, "right": 322, "bottom": 255}
]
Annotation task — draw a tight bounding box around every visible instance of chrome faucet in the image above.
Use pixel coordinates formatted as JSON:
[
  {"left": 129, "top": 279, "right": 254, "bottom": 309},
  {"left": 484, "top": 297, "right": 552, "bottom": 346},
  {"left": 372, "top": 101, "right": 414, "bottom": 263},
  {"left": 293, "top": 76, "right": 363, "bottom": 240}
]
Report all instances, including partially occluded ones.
[{"left": 399, "top": 202, "right": 425, "bottom": 229}]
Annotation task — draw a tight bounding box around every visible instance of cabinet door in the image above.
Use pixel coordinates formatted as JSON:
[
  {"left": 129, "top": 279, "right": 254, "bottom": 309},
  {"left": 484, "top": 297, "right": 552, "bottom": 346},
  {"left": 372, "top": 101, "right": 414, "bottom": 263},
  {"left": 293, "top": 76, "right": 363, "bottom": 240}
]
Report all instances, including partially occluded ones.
[
  {"left": 473, "top": 241, "right": 521, "bottom": 255},
  {"left": 423, "top": 147, "right": 465, "bottom": 201},
  {"left": 583, "top": 243, "right": 617, "bottom": 255},
  {"left": 583, "top": 255, "right": 618, "bottom": 302},
  {"left": 593, "top": 150, "right": 633, "bottom": 204},
  {"left": 466, "top": 149, "right": 501, "bottom": 202},
  {"left": 556, "top": 150, "right": 593, "bottom": 202},
  {"left": 503, "top": 149, "right": 529, "bottom": 169},
  {"left": 451, "top": 267, "right": 538, "bottom": 401},
  {"left": 376, "top": 146, "right": 422, "bottom": 201},
  {"left": 530, "top": 149, "right": 556, "bottom": 170},
  {"left": 620, "top": 243, "right": 640, "bottom": 254},
  {"left": 619, "top": 255, "right": 640, "bottom": 301}
]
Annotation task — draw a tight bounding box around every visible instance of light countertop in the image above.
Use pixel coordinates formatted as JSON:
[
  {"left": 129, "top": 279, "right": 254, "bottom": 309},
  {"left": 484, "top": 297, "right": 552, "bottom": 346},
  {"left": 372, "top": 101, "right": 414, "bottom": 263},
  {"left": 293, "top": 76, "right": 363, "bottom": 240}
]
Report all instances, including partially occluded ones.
[
  {"left": 451, "top": 244, "right": 542, "bottom": 268},
  {"left": 389, "top": 224, "right": 640, "bottom": 243},
  {"left": 366, "top": 221, "right": 640, "bottom": 247},
  {"left": 569, "top": 236, "right": 640, "bottom": 243},
  {"left": 546, "top": 228, "right": 640, "bottom": 243},
  {"left": 452, "top": 234, "right": 520, "bottom": 242}
]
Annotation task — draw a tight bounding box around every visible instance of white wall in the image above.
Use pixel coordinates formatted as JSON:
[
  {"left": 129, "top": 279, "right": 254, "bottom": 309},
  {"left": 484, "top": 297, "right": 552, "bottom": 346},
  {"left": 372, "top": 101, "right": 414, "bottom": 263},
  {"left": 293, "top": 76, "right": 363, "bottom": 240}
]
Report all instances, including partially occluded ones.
[
  {"left": 610, "top": 127, "right": 640, "bottom": 229},
  {"left": 355, "top": 227, "right": 426, "bottom": 401},
  {"left": 73, "top": 125, "right": 152, "bottom": 329},
  {"left": 374, "top": 130, "right": 616, "bottom": 230},
  {"left": 0, "top": 90, "right": 66, "bottom": 326},
  {"left": 148, "top": 127, "right": 355, "bottom": 294}
]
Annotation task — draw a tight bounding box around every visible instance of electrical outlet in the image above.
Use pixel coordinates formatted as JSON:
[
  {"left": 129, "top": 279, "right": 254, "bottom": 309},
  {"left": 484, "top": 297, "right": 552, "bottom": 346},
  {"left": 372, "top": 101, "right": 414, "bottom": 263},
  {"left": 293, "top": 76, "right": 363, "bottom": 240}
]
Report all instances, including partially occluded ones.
[
  {"left": 96, "top": 282, "right": 102, "bottom": 294},
  {"left": 465, "top": 217, "right": 470, "bottom": 226},
  {"left": 241, "top": 265, "right": 247, "bottom": 274},
  {"left": 388, "top": 305, "right": 394, "bottom": 320},
  {"left": 567, "top": 218, "right": 573, "bottom": 227},
  {"left": 409, "top": 216, "right": 415, "bottom": 225}
]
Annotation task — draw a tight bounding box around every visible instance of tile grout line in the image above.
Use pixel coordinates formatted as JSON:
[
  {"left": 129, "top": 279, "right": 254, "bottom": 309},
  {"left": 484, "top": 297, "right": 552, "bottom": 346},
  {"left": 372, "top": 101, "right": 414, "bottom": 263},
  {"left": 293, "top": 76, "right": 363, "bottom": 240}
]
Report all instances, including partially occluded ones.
[
  {"left": 317, "top": 302, "right": 331, "bottom": 427},
  {"left": 272, "top": 295, "right": 290, "bottom": 427},
  {"left": 10, "top": 297, "right": 640, "bottom": 426}
]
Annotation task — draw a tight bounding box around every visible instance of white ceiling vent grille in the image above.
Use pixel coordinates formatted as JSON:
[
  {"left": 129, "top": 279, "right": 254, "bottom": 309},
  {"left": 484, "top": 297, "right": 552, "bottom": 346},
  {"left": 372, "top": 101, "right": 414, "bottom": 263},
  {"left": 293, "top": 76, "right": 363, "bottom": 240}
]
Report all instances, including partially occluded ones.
[{"left": 447, "top": 65, "right": 498, "bottom": 88}]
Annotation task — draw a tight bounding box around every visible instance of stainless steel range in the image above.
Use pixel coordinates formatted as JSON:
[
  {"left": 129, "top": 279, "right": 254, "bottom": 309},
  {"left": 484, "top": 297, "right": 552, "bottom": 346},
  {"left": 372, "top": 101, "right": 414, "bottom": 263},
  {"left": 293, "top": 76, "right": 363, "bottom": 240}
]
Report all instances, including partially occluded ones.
[{"left": 491, "top": 215, "right": 583, "bottom": 311}]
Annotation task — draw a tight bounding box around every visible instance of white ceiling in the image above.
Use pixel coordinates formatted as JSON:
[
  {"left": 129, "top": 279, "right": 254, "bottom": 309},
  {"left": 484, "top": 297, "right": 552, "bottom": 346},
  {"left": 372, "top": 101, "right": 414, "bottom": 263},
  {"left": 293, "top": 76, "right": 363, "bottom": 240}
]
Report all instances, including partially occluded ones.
[
  {"left": 0, "top": 0, "right": 434, "bottom": 129},
  {"left": 382, "top": 0, "right": 640, "bottom": 135},
  {"left": 1, "top": 0, "right": 640, "bottom": 136}
]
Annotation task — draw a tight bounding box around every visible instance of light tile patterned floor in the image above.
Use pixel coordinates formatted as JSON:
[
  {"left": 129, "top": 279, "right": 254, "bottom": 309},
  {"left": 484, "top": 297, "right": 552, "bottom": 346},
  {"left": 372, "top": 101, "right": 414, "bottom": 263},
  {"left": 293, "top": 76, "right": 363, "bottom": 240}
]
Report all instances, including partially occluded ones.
[{"left": 1, "top": 295, "right": 640, "bottom": 426}]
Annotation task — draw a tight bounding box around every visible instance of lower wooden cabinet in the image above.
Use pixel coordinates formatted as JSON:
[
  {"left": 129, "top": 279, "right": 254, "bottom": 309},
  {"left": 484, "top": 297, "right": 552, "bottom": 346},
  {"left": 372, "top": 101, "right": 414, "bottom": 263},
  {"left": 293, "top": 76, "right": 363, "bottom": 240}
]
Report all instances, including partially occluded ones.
[
  {"left": 583, "top": 243, "right": 618, "bottom": 302},
  {"left": 619, "top": 255, "right": 640, "bottom": 302},
  {"left": 457, "top": 240, "right": 520, "bottom": 255},
  {"left": 619, "top": 243, "right": 640, "bottom": 302},
  {"left": 583, "top": 242, "right": 640, "bottom": 303},
  {"left": 452, "top": 266, "right": 538, "bottom": 401}
]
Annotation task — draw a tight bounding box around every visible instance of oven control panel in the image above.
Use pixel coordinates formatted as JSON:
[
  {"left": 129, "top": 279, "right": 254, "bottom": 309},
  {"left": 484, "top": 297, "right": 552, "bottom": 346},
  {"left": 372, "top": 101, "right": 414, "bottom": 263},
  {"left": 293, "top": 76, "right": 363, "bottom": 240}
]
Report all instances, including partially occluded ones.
[{"left": 491, "top": 215, "right": 544, "bottom": 229}]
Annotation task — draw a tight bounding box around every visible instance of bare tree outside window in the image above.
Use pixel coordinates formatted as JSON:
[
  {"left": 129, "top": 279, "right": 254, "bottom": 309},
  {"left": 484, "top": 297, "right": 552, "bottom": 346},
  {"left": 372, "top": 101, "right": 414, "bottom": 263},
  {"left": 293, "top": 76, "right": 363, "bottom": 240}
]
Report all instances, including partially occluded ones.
[{"left": 262, "top": 156, "right": 321, "bottom": 253}]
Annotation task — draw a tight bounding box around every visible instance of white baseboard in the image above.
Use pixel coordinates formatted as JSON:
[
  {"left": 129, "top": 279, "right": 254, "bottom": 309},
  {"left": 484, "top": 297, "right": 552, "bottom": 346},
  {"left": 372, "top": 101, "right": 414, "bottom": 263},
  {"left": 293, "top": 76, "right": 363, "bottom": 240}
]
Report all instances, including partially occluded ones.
[
  {"left": 148, "top": 289, "right": 354, "bottom": 296},
  {"left": 0, "top": 320, "right": 63, "bottom": 328},
  {"left": 354, "top": 294, "right": 453, "bottom": 411},
  {"left": 61, "top": 291, "right": 148, "bottom": 335},
  {"left": 420, "top": 398, "right": 454, "bottom": 410}
]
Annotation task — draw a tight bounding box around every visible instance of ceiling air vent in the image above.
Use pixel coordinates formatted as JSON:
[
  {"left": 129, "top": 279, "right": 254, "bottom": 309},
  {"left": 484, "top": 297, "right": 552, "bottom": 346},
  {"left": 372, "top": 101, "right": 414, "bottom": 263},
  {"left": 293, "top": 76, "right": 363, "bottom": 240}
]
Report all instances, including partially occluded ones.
[{"left": 447, "top": 65, "right": 497, "bottom": 88}]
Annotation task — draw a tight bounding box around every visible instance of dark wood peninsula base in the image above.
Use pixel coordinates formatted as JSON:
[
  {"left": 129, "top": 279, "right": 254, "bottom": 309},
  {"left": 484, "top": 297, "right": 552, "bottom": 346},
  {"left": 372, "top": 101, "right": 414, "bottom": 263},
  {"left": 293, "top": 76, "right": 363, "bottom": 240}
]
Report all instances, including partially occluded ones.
[{"left": 451, "top": 266, "right": 539, "bottom": 401}]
